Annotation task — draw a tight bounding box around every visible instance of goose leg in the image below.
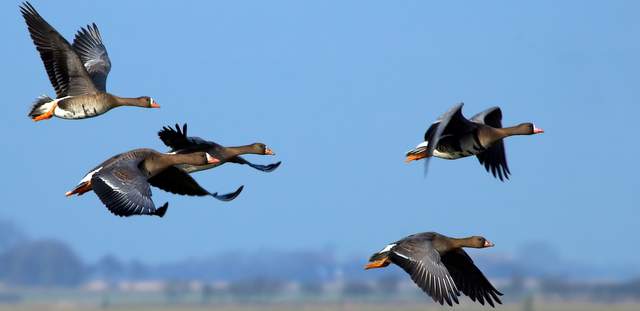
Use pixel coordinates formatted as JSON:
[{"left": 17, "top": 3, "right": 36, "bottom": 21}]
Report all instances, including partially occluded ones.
[
  {"left": 65, "top": 181, "right": 92, "bottom": 196},
  {"left": 32, "top": 102, "right": 57, "bottom": 121}
]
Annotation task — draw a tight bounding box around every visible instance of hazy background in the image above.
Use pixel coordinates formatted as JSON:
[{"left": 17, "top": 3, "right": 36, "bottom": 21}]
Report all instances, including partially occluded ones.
[{"left": 0, "top": 0, "right": 639, "bottom": 308}]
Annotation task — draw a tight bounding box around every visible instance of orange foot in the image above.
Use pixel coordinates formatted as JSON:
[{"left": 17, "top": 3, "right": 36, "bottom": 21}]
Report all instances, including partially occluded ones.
[
  {"left": 365, "top": 257, "right": 391, "bottom": 270},
  {"left": 32, "top": 103, "right": 57, "bottom": 122},
  {"left": 65, "top": 181, "right": 92, "bottom": 197}
]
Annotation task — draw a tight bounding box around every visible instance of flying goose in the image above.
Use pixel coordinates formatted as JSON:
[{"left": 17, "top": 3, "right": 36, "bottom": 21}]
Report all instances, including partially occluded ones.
[
  {"left": 20, "top": 2, "right": 159, "bottom": 121},
  {"left": 406, "top": 103, "right": 543, "bottom": 180},
  {"left": 65, "top": 149, "right": 243, "bottom": 217},
  {"left": 158, "top": 123, "right": 280, "bottom": 174},
  {"left": 366, "top": 231, "right": 502, "bottom": 307}
]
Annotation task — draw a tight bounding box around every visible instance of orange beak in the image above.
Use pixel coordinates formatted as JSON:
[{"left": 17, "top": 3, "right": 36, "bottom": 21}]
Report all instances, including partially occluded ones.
[
  {"left": 265, "top": 148, "right": 275, "bottom": 155},
  {"left": 150, "top": 99, "right": 160, "bottom": 108},
  {"left": 405, "top": 153, "right": 427, "bottom": 163},
  {"left": 364, "top": 257, "right": 391, "bottom": 270},
  {"left": 206, "top": 153, "right": 221, "bottom": 164}
]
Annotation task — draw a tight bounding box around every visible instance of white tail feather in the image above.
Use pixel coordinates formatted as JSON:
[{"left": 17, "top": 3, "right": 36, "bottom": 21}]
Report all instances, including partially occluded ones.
[{"left": 28, "top": 95, "right": 54, "bottom": 118}]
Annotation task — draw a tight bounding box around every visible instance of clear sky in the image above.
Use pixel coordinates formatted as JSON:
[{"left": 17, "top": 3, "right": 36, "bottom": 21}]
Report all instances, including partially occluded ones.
[{"left": 0, "top": 0, "right": 638, "bottom": 267}]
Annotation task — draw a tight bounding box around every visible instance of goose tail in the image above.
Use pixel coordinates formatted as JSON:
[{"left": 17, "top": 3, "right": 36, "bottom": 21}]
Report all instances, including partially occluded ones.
[{"left": 28, "top": 95, "right": 54, "bottom": 120}]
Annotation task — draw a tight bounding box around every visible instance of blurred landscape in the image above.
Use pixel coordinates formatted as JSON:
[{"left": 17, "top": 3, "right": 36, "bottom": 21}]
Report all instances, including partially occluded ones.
[{"left": 1, "top": 219, "right": 639, "bottom": 310}]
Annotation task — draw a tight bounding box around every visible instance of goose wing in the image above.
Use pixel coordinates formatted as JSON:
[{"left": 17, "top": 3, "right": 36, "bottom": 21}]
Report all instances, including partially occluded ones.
[
  {"left": 91, "top": 159, "right": 166, "bottom": 217},
  {"left": 389, "top": 237, "right": 461, "bottom": 306},
  {"left": 158, "top": 123, "right": 215, "bottom": 152},
  {"left": 20, "top": 2, "right": 98, "bottom": 97},
  {"left": 148, "top": 166, "right": 243, "bottom": 201},
  {"left": 471, "top": 107, "right": 510, "bottom": 181},
  {"left": 228, "top": 156, "right": 282, "bottom": 172},
  {"left": 441, "top": 248, "right": 503, "bottom": 307},
  {"left": 72, "top": 23, "right": 111, "bottom": 92},
  {"left": 423, "top": 103, "right": 471, "bottom": 156}
]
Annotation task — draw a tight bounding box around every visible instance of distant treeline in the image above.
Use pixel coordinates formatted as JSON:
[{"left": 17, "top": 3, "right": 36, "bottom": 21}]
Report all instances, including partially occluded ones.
[{"left": 1, "top": 219, "right": 640, "bottom": 303}]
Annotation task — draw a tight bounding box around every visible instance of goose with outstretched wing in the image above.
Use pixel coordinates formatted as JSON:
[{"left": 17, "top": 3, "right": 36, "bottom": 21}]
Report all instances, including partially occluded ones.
[{"left": 406, "top": 103, "right": 543, "bottom": 180}]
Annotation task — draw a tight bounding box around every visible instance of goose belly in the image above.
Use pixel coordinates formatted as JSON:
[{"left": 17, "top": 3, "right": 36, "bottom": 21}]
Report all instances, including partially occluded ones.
[
  {"left": 54, "top": 96, "right": 110, "bottom": 119},
  {"left": 175, "top": 163, "right": 208, "bottom": 174},
  {"left": 433, "top": 134, "right": 485, "bottom": 160}
]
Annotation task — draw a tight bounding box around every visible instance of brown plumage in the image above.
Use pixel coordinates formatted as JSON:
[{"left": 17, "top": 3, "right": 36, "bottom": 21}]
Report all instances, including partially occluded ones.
[
  {"left": 20, "top": 2, "right": 159, "bottom": 121},
  {"left": 158, "top": 123, "right": 280, "bottom": 174},
  {"left": 406, "top": 103, "right": 543, "bottom": 180},
  {"left": 366, "top": 232, "right": 502, "bottom": 307},
  {"left": 65, "top": 149, "right": 221, "bottom": 218}
]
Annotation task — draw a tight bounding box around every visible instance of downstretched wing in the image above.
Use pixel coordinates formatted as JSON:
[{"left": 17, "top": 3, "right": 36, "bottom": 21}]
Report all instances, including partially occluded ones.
[
  {"left": 91, "top": 160, "right": 165, "bottom": 217},
  {"left": 471, "top": 107, "right": 510, "bottom": 181},
  {"left": 158, "top": 123, "right": 215, "bottom": 152},
  {"left": 441, "top": 249, "right": 503, "bottom": 307},
  {"left": 228, "top": 156, "right": 282, "bottom": 172},
  {"left": 389, "top": 239, "right": 460, "bottom": 306},
  {"left": 72, "top": 23, "right": 111, "bottom": 91},
  {"left": 20, "top": 2, "right": 98, "bottom": 97},
  {"left": 148, "top": 166, "right": 244, "bottom": 202}
]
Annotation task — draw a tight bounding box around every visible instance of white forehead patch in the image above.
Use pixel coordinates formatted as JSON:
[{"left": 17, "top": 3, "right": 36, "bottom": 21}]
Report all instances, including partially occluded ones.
[{"left": 416, "top": 141, "right": 429, "bottom": 149}]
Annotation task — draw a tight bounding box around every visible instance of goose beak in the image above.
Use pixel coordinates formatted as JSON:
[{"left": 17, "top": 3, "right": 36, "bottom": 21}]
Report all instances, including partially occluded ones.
[
  {"left": 484, "top": 240, "right": 495, "bottom": 248},
  {"left": 265, "top": 148, "right": 275, "bottom": 155},
  {"left": 206, "top": 153, "right": 220, "bottom": 164},
  {"left": 533, "top": 126, "right": 544, "bottom": 134},
  {"left": 150, "top": 99, "right": 160, "bottom": 108}
]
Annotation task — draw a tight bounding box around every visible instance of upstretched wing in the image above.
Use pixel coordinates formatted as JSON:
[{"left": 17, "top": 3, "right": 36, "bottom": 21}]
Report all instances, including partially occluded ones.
[
  {"left": 91, "top": 160, "right": 166, "bottom": 217},
  {"left": 389, "top": 239, "right": 460, "bottom": 306},
  {"left": 72, "top": 23, "right": 111, "bottom": 92},
  {"left": 148, "top": 166, "right": 244, "bottom": 202},
  {"left": 20, "top": 2, "right": 98, "bottom": 98},
  {"left": 158, "top": 123, "right": 215, "bottom": 152},
  {"left": 441, "top": 249, "right": 503, "bottom": 307},
  {"left": 424, "top": 103, "right": 471, "bottom": 156},
  {"left": 471, "top": 107, "right": 510, "bottom": 181},
  {"left": 228, "top": 156, "right": 282, "bottom": 172}
]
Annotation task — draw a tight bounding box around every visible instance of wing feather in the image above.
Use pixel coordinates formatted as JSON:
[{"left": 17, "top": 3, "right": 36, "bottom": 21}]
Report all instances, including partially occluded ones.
[
  {"left": 91, "top": 160, "right": 164, "bottom": 217},
  {"left": 20, "top": 2, "right": 97, "bottom": 97},
  {"left": 441, "top": 249, "right": 503, "bottom": 307},
  {"left": 72, "top": 23, "right": 111, "bottom": 91},
  {"left": 471, "top": 107, "right": 511, "bottom": 181}
]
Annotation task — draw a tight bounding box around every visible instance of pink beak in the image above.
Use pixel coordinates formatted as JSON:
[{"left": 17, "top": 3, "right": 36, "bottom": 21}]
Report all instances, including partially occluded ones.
[
  {"left": 206, "top": 153, "right": 220, "bottom": 164},
  {"left": 484, "top": 240, "right": 495, "bottom": 247},
  {"left": 533, "top": 126, "right": 544, "bottom": 134}
]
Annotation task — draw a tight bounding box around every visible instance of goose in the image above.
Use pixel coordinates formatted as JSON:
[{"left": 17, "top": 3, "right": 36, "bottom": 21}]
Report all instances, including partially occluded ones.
[
  {"left": 158, "top": 123, "right": 280, "bottom": 174},
  {"left": 20, "top": 2, "right": 159, "bottom": 121},
  {"left": 65, "top": 149, "right": 242, "bottom": 217},
  {"left": 405, "top": 103, "right": 543, "bottom": 180},
  {"left": 366, "top": 232, "right": 502, "bottom": 307}
]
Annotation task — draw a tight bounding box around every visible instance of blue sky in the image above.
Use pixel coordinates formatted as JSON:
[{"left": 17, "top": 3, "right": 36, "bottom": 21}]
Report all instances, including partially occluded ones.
[{"left": 0, "top": 1, "right": 638, "bottom": 266}]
